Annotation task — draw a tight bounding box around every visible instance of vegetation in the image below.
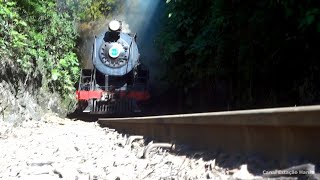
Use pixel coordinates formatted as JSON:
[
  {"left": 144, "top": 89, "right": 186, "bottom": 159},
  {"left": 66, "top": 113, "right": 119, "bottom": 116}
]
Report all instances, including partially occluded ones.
[
  {"left": 58, "top": 0, "right": 117, "bottom": 22},
  {"left": 0, "top": 0, "right": 79, "bottom": 102},
  {"left": 0, "top": 0, "right": 117, "bottom": 110},
  {"left": 158, "top": 0, "right": 320, "bottom": 110}
]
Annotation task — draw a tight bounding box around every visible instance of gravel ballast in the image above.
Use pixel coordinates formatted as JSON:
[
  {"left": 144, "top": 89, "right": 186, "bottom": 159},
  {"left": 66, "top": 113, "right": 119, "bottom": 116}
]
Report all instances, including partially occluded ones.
[{"left": 0, "top": 114, "right": 316, "bottom": 180}]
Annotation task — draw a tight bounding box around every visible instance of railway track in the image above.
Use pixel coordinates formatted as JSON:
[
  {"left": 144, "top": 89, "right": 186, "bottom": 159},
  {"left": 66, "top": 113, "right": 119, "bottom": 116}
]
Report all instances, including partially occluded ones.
[{"left": 98, "top": 105, "right": 320, "bottom": 166}]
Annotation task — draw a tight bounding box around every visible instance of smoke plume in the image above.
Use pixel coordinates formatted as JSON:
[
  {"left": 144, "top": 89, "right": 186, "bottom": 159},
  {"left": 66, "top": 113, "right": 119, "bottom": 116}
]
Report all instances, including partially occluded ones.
[{"left": 79, "top": 0, "right": 165, "bottom": 93}]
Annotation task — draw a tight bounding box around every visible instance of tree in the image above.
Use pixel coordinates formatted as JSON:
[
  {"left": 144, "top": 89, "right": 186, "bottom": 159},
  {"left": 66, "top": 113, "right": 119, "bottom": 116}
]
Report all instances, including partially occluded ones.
[{"left": 158, "top": 0, "right": 320, "bottom": 111}]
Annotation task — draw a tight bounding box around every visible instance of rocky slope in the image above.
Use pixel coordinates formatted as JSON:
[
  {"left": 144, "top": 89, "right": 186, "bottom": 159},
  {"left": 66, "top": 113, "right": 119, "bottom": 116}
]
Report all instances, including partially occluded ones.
[{"left": 0, "top": 78, "right": 70, "bottom": 125}]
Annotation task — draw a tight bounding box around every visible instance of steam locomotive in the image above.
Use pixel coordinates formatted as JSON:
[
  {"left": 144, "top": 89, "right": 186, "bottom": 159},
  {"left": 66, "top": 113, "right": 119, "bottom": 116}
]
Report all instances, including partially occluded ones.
[{"left": 76, "top": 20, "right": 150, "bottom": 115}]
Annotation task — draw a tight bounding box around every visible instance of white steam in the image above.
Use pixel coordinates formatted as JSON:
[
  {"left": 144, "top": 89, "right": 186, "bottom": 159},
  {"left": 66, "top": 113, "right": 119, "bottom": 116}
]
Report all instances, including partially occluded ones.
[{"left": 121, "top": 21, "right": 131, "bottom": 33}]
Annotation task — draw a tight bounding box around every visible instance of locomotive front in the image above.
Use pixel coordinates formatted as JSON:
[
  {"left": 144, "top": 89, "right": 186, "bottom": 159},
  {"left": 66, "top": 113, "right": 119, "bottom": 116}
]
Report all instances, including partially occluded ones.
[
  {"left": 93, "top": 20, "right": 140, "bottom": 76},
  {"left": 76, "top": 20, "right": 150, "bottom": 115}
]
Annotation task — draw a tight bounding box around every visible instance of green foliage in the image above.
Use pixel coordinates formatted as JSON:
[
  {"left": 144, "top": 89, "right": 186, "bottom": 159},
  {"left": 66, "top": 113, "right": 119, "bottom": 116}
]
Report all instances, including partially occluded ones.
[
  {"left": 0, "top": 0, "right": 121, "bottom": 106},
  {"left": 0, "top": 0, "right": 80, "bottom": 101},
  {"left": 0, "top": 1, "right": 32, "bottom": 71},
  {"left": 158, "top": 0, "right": 320, "bottom": 109},
  {"left": 60, "top": 0, "right": 117, "bottom": 22}
]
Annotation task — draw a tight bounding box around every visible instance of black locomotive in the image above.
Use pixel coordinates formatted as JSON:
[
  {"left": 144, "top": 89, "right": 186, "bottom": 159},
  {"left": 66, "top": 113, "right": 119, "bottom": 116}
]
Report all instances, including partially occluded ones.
[{"left": 76, "top": 20, "right": 150, "bottom": 115}]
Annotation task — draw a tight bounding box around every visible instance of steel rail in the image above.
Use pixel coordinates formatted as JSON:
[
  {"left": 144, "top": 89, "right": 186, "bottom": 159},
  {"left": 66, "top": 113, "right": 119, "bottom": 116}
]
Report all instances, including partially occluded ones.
[{"left": 98, "top": 105, "right": 320, "bottom": 165}]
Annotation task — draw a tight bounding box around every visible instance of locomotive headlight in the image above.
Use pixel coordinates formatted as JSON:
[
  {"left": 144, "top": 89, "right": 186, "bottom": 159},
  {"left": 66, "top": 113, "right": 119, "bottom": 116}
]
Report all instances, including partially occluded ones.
[{"left": 108, "top": 20, "right": 121, "bottom": 31}]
